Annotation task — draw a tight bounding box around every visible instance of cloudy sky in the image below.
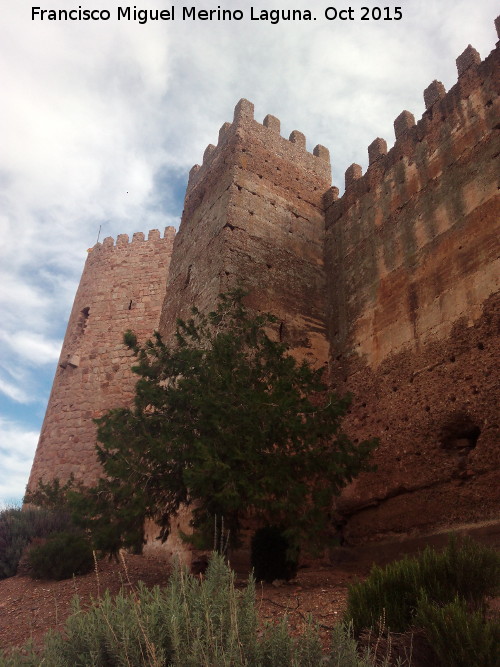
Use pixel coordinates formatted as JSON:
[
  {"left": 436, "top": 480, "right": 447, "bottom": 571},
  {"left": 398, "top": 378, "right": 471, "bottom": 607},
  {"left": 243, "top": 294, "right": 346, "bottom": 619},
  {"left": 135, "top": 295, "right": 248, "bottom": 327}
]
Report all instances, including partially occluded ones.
[{"left": 0, "top": 0, "right": 498, "bottom": 505}]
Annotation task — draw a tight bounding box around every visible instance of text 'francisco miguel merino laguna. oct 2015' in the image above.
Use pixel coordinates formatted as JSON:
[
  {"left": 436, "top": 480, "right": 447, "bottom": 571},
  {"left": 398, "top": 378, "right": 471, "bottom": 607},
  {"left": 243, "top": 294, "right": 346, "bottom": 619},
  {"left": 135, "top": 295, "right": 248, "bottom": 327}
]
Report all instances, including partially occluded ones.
[{"left": 31, "top": 5, "right": 404, "bottom": 24}]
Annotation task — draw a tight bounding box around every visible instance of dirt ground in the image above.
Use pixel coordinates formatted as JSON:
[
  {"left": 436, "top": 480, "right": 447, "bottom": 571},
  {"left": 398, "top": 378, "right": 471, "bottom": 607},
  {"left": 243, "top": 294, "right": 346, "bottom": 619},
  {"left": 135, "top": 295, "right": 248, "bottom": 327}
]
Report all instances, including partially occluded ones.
[
  {"left": 1, "top": 523, "right": 498, "bottom": 661},
  {"left": 0, "top": 552, "right": 360, "bottom": 656}
]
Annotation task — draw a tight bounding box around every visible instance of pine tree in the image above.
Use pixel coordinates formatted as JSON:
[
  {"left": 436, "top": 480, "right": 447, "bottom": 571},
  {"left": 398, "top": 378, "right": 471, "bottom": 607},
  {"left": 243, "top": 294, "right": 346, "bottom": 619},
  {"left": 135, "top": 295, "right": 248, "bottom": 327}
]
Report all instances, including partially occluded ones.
[{"left": 72, "top": 290, "right": 377, "bottom": 555}]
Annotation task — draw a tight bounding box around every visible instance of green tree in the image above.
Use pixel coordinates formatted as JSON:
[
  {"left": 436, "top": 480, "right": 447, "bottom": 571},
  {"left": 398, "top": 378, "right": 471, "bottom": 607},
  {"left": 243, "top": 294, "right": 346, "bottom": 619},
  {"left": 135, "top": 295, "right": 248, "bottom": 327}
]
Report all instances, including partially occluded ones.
[{"left": 74, "top": 290, "right": 377, "bottom": 554}]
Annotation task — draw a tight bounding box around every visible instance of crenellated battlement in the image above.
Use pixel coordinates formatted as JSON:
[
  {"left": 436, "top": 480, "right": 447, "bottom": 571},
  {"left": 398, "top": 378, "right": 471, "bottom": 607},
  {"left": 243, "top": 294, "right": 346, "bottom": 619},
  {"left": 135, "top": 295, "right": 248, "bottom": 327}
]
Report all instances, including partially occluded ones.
[
  {"left": 325, "top": 18, "right": 500, "bottom": 225},
  {"left": 186, "top": 98, "right": 331, "bottom": 196},
  {"left": 90, "top": 226, "right": 176, "bottom": 251}
]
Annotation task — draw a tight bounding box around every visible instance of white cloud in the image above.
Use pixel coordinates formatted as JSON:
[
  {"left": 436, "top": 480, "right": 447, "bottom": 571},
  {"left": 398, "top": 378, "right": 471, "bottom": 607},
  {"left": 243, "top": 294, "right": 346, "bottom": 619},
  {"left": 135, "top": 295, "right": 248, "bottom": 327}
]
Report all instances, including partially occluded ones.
[
  {"left": 0, "top": 331, "right": 62, "bottom": 367},
  {"left": 0, "top": 418, "right": 39, "bottom": 504},
  {"left": 0, "top": 379, "right": 31, "bottom": 405}
]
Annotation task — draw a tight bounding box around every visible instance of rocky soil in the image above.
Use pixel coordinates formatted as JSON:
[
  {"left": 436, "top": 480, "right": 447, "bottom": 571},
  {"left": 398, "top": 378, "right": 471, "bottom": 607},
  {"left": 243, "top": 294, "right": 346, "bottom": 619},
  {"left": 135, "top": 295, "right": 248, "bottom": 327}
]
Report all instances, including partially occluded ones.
[{"left": 0, "top": 552, "right": 358, "bottom": 657}]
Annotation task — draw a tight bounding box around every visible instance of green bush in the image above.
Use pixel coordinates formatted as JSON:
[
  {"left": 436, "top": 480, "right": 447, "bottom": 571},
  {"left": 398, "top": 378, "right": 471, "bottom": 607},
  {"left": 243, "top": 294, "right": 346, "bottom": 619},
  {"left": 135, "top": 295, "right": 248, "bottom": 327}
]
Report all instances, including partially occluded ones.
[
  {"left": 415, "top": 596, "right": 500, "bottom": 667},
  {"left": 28, "top": 531, "right": 94, "bottom": 580},
  {"left": 251, "top": 526, "right": 299, "bottom": 583},
  {"left": 346, "top": 535, "right": 500, "bottom": 633},
  {"left": 0, "top": 507, "right": 72, "bottom": 579},
  {"left": 1, "top": 553, "right": 394, "bottom": 666}
]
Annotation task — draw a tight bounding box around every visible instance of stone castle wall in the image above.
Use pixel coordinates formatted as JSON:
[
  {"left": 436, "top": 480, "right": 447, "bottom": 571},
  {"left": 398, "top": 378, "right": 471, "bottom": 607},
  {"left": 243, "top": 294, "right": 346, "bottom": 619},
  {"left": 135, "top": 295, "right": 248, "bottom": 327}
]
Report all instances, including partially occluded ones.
[
  {"left": 325, "top": 36, "right": 500, "bottom": 542},
  {"left": 28, "top": 16, "right": 499, "bottom": 550},
  {"left": 28, "top": 229, "right": 175, "bottom": 490},
  {"left": 159, "top": 98, "right": 331, "bottom": 365}
]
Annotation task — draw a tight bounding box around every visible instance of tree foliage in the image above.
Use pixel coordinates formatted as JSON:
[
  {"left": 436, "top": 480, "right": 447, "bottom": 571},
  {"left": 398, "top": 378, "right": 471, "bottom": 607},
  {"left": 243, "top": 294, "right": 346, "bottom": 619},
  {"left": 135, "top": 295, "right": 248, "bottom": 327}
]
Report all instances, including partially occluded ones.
[{"left": 73, "top": 290, "right": 377, "bottom": 554}]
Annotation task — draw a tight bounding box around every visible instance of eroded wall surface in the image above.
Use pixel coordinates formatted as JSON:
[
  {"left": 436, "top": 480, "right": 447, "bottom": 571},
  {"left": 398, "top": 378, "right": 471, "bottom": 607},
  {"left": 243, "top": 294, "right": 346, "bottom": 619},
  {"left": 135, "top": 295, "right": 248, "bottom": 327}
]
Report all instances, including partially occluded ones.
[
  {"left": 325, "top": 39, "right": 500, "bottom": 543},
  {"left": 28, "top": 229, "right": 175, "bottom": 490}
]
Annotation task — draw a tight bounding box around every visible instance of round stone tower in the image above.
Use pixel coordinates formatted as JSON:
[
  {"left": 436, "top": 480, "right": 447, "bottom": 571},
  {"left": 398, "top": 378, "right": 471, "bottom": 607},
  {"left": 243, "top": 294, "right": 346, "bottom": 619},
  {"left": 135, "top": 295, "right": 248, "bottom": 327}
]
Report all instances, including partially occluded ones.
[{"left": 27, "top": 227, "right": 175, "bottom": 491}]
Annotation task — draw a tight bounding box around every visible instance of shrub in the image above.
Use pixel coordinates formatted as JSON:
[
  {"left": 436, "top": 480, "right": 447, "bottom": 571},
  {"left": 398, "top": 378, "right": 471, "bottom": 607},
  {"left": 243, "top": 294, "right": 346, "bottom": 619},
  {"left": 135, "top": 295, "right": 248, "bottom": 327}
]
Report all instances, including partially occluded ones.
[
  {"left": 28, "top": 531, "right": 94, "bottom": 580},
  {"left": 1, "top": 553, "right": 396, "bottom": 666},
  {"left": 0, "top": 509, "right": 29, "bottom": 579},
  {"left": 0, "top": 507, "right": 72, "bottom": 579},
  {"left": 86, "top": 290, "right": 377, "bottom": 557},
  {"left": 251, "top": 526, "right": 299, "bottom": 583},
  {"left": 330, "top": 621, "right": 409, "bottom": 667},
  {"left": 415, "top": 595, "right": 500, "bottom": 667},
  {"left": 346, "top": 535, "right": 500, "bottom": 633}
]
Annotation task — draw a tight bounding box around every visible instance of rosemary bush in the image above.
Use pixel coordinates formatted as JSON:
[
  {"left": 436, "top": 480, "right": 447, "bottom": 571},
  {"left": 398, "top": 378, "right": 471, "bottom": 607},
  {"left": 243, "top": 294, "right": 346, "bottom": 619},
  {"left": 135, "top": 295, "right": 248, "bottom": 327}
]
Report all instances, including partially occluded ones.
[
  {"left": 415, "top": 595, "right": 500, "bottom": 667},
  {"left": 1, "top": 553, "right": 399, "bottom": 666},
  {"left": 346, "top": 535, "right": 500, "bottom": 633}
]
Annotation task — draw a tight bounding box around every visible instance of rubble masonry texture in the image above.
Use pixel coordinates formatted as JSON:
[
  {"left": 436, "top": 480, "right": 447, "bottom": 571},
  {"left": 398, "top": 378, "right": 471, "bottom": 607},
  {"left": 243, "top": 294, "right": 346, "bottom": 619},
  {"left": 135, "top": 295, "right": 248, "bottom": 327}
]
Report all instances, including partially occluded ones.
[
  {"left": 28, "top": 229, "right": 175, "bottom": 488},
  {"left": 29, "top": 19, "right": 500, "bottom": 545}
]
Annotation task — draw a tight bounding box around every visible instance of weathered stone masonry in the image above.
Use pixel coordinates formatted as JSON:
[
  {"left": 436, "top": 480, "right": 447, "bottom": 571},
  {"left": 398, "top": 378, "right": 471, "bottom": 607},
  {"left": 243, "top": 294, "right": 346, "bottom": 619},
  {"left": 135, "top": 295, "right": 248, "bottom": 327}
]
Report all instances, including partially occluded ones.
[
  {"left": 325, "top": 33, "right": 500, "bottom": 543},
  {"left": 28, "top": 17, "right": 500, "bottom": 547},
  {"left": 159, "top": 98, "right": 331, "bottom": 366},
  {"left": 28, "top": 228, "right": 175, "bottom": 488}
]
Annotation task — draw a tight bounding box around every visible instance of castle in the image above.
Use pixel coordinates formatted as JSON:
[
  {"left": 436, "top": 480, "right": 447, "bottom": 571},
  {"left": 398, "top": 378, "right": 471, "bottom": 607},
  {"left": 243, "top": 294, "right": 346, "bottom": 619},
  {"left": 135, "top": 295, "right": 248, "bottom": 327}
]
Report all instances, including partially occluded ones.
[{"left": 28, "top": 18, "right": 500, "bottom": 554}]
